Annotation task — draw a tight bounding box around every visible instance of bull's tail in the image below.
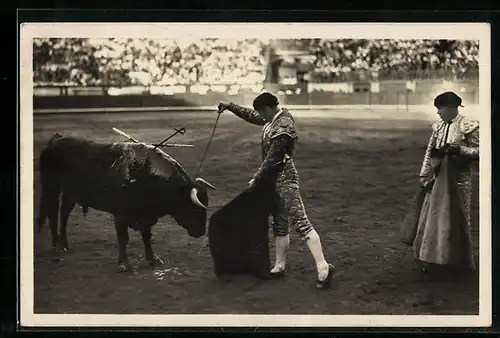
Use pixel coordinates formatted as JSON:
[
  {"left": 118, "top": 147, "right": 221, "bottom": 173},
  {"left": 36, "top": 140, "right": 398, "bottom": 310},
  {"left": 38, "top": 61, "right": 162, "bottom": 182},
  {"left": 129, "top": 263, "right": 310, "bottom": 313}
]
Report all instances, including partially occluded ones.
[{"left": 36, "top": 139, "right": 63, "bottom": 233}]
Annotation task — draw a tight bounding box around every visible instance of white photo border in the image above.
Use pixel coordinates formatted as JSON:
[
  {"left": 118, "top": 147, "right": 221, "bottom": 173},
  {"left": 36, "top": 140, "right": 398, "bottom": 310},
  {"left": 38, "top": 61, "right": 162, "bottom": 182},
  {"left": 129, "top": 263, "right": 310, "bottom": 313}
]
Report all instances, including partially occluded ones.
[{"left": 19, "top": 22, "right": 492, "bottom": 328}]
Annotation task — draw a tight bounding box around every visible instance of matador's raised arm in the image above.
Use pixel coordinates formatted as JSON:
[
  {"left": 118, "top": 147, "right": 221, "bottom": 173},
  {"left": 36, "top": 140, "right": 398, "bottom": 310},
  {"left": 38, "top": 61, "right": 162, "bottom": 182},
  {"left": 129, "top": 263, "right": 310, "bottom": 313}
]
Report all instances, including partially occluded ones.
[{"left": 226, "top": 102, "right": 266, "bottom": 126}]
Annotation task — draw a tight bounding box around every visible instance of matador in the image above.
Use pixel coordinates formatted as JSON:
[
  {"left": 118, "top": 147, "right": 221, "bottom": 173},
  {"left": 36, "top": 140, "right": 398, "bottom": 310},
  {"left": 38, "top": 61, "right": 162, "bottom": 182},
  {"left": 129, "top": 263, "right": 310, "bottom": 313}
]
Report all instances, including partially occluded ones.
[
  {"left": 415, "top": 91, "right": 479, "bottom": 271},
  {"left": 218, "top": 92, "right": 334, "bottom": 290}
]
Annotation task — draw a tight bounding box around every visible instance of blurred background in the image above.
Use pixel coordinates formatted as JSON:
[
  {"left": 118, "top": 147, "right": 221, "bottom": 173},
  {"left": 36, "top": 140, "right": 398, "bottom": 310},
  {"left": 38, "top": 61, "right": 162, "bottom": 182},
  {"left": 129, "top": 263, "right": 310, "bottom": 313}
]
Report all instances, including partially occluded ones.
[{"left": 32, "top": 38, "right": 480, "bottom": 111}]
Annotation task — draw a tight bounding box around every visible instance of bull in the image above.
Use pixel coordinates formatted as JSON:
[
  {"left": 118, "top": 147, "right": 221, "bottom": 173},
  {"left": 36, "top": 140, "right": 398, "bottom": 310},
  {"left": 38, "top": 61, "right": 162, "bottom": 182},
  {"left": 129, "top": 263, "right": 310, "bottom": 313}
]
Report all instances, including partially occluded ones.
[{"left": 36, "top": 133, "right": 216, "bottom": 272}]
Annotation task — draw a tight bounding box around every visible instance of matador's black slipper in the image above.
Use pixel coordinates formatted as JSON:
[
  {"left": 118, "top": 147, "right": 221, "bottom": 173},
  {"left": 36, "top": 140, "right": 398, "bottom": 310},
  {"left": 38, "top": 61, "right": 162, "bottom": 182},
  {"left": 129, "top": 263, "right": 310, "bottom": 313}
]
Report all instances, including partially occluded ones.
[{"left": 315, "top": 264, "right": 335, "bottom": 290}]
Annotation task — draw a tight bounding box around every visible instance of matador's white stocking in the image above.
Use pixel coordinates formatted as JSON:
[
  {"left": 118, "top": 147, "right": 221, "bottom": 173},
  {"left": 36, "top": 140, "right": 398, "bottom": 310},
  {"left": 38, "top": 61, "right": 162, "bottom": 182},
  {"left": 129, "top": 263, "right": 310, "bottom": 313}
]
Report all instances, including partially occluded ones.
[
  {"left": 271, "top": 234, "right": 290, "bottom": 273},
  {"left": 305, "top": 229, "right": 330, "bottom": 281}
]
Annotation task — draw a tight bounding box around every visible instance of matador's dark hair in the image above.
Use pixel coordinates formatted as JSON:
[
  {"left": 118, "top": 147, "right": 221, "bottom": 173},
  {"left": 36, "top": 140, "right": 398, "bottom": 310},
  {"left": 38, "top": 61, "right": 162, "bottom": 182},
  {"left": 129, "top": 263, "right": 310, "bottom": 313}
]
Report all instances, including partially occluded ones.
[{"left": 253, "top": 92, "right": 279, "bottom": 110}]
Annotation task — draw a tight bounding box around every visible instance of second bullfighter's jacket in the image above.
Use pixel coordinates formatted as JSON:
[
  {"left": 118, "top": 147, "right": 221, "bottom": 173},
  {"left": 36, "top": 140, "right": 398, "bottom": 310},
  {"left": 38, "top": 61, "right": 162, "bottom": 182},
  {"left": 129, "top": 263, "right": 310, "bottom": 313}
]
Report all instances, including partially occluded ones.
[
  {"left": 420, "top": 114, "right": 479, "bottom": 180},
  {"left": 419, "top": 113, "right": 479, "bottom": 223}
]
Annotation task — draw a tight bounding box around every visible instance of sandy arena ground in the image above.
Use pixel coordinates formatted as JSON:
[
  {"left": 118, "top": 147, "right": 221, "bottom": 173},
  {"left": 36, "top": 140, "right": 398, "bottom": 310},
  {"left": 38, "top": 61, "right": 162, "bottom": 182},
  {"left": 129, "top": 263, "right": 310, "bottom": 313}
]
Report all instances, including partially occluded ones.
[{"left": 32, "top": 108, "right": 479, "bottom": 315}]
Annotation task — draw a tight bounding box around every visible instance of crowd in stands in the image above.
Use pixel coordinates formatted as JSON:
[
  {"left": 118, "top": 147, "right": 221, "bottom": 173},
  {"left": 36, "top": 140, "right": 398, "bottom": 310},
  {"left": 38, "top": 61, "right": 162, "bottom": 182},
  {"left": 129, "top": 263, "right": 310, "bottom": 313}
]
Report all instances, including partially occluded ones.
[
  {"left": 305, "top": 39, "right": 479, "bottom": 82},
  {"left": 33, "top": 38, "right": 267, "bottom": 87},
  {"left": 33, "top": 38, "right": 479, "bottom": 87}
]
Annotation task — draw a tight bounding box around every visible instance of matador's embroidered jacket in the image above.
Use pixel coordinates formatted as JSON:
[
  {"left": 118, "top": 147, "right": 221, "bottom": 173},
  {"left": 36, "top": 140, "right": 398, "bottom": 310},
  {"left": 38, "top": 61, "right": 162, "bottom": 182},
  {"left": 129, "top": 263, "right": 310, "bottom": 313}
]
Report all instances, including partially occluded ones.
[
  {"left": 226, "top": 103, "right": 315, "bottom": 238},
  {"left": 419, "top": 114, "right": 479, "bottom": 222},
  {"left": 226, "top": 103, "right": 299, "bottom": 185}
]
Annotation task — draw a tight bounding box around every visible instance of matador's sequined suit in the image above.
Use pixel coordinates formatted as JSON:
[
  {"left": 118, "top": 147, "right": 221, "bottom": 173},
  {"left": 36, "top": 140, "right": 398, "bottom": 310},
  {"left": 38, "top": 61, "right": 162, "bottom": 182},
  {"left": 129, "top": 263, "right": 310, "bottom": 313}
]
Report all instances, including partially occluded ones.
[
  {"left": 419, "top": 113, "right": 479, "bottom": 236},
  {"left": 227, "top": 103, "right": 314, "bottom": 239}
]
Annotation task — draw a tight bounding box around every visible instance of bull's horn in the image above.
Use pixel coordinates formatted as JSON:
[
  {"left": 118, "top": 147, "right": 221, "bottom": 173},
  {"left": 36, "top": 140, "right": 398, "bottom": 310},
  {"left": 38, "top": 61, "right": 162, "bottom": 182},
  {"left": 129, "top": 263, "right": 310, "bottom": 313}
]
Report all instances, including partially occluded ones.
[
  {"left": 195, "top": 177, "right": 217, "bottom": 190},
  {"left": 190, "top": 188, "right": 207, "bottom": 209}
]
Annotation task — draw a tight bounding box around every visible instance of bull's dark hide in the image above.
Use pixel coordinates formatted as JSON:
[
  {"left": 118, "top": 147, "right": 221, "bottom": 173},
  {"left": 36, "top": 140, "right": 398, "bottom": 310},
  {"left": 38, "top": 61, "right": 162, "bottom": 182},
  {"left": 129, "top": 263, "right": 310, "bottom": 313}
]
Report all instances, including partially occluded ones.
[
  {"left": 37, "top": 133, "right": 213, "bottom": 270},
  {"left": 208, "top": 184, "right": 276, "bottom": 280}
]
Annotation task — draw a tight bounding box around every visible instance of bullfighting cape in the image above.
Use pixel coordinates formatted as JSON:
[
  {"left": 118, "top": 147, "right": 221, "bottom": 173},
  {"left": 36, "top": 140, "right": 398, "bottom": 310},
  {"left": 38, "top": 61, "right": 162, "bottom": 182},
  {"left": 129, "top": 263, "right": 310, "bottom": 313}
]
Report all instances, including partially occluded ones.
[
  {"left": 208, "top": 183, "right": 277, "bottom": 280},
  {"left": 400, "top": 184, "right": 429, "bottom": 246},
  {"left": 411, "top": 154, "right": 474, "bottom": 269}
]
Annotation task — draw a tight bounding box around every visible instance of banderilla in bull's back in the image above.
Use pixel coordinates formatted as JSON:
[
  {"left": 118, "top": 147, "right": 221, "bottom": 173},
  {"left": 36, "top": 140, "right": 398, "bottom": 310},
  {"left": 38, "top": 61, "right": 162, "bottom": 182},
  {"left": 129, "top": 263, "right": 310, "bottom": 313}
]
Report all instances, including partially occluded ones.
[
  {"left": 110, "top": 127, "right": 192, "bottom": 181},
  {"left": 112, "top": 127, "right": 193, "bottom": 149}
]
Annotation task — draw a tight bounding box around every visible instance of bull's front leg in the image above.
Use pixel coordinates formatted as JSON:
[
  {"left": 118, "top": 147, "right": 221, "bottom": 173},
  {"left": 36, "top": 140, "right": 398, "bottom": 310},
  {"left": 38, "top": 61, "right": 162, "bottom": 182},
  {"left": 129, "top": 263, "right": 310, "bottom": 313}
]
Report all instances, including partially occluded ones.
[
  {"left": 140, "top": 226, "right": 164, "bottom": 267},
  {"left": 114, "top": 219, "right": 132, "bottom": 272}
]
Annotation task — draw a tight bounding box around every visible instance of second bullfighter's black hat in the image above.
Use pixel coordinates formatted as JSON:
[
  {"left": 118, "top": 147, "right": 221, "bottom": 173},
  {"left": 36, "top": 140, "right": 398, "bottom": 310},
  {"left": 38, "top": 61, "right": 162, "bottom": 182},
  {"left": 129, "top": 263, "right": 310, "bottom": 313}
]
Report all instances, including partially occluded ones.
[
  {"left": 253, "top": 92, "right": 279, "bottom": 110},
  {"left": 434, "top": 91, "right": 464, "bottom": 109}
]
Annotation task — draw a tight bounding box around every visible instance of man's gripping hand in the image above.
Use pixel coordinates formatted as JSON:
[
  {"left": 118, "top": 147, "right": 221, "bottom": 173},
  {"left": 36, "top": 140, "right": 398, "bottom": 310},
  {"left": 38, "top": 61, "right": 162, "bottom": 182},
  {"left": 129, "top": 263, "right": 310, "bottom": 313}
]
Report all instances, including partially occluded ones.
[
  {"left": 217, "top": 101, "right": 231, "bottom": 114},
  {"left": 419, "top": 177, "right": 434, "bottom": 189},
  {"left": 443, "top": 143, "right": 461, "bottom": 155}
]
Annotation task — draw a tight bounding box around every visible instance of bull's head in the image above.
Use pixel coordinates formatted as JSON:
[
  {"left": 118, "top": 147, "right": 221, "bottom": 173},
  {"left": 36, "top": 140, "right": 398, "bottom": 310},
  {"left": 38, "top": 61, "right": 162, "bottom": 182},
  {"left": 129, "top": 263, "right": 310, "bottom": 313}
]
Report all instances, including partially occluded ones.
[
  {"left": 125, "top": 141, "right": 217, "bottom": 238},
  {"left": 171, "top": 177, "right": 217, "bottom": 238}
]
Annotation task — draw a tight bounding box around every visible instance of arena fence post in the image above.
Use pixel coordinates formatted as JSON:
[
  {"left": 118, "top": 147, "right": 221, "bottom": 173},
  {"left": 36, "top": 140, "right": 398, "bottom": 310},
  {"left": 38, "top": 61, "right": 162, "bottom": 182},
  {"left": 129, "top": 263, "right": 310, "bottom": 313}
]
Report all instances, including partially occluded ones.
[
  {"left": 307, "top": 87, "right": 313, "bottom": 111},
  {"left": 406, "top": 90, "right": 410, "bottom": 112}
]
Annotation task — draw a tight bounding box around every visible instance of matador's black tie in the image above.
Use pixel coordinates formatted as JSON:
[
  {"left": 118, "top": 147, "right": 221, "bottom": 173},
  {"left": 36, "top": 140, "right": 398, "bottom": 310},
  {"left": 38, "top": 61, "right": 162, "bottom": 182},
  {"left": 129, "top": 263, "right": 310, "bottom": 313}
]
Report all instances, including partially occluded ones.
[{"left": 441, "top": 121, "right": 452, "bottom": 147}]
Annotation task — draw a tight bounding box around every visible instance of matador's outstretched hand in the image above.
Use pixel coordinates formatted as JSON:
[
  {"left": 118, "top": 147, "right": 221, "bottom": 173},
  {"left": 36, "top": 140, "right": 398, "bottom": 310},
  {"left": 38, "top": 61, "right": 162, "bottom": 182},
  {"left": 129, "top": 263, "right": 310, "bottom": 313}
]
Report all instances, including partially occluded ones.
[{"left": 217, "top": 101, "right": 230, "bottom": 113}]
